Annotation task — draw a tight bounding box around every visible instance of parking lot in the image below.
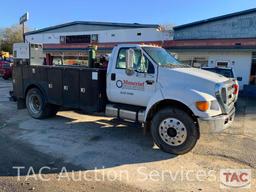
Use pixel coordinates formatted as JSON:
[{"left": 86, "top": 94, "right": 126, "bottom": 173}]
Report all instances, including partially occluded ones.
[{"left": 0, "top": 78, "right": 255, "bottom": 192}]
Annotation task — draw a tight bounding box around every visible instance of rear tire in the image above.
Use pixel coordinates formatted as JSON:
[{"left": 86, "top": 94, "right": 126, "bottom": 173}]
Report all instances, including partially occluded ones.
[
  {"left": 151, "top": 107, "right": 199, "bottom": 155},
  {"left": 26, "top": 88, "right": 57, "bottom": 119}
]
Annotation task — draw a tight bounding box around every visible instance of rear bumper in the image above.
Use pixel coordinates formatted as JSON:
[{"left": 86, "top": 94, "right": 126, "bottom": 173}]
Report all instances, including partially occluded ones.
[{"left": 198, "top": 108, "right": 235, "bottom": 133}]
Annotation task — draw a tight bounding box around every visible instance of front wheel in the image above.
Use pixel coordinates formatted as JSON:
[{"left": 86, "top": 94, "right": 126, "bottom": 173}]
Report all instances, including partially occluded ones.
[{"left": 151, "top": 107, "right": 199, "bottom": 155}]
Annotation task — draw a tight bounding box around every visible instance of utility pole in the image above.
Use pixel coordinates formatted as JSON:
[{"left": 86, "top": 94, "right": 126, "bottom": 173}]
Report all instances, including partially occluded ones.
[{"left": 22, "top": 23, "right": 25, "bottom": 42}]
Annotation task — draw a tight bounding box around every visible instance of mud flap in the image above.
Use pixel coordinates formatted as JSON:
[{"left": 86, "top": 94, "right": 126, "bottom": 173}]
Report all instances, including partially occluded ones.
[{"left": 17, "top": 98, "right": 26, "bottom": 109}]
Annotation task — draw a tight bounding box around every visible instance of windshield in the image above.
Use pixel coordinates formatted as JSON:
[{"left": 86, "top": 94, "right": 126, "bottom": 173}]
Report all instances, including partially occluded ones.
[{"left": 143, "top": 47, "right": 188, "bottom": 67}]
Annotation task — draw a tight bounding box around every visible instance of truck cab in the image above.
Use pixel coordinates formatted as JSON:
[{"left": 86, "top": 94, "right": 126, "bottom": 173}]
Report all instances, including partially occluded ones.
[
  {"left": 105, "top": 44, "right": 237, "bottom": 154},
  {"left": 13, "top": 43, "right": 237, "bottom": 155}
]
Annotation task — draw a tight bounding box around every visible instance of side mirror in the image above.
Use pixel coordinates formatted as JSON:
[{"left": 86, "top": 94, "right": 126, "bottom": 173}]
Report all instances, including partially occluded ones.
[
  {"left": 125, "top": 49, "right": 134, "bottom": 75},
  {"left": 237, "top": 77, "right": 242, "bottom": 81}
]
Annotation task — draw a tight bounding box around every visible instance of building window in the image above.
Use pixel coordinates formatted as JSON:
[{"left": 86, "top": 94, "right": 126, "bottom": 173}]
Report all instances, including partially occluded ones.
[
  {"left": 191, "top": 57, "right": 208, "bottom": 68},
  {"left": 65, "top": 35, "right": 91, "bottom": 44},
  {"left": 137, "top": 32, "right": 142, "bottom": 36},
  {"left": 111, "top": 34, "right": 115, "bottom": 37},
  {"left": 216, "top": 61, "right": 229, "bottom": 68},
  {"left": 60, "top": 36, "right": 66, "bottom": 44},
  {"left": 59, "top": 35, "right": 98, "bottom": 44}
]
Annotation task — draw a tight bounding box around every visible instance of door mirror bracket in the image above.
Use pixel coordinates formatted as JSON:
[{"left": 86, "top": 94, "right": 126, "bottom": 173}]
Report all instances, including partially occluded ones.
[{"left": 125, "top": 49, "right": 135, "bottom": 76}]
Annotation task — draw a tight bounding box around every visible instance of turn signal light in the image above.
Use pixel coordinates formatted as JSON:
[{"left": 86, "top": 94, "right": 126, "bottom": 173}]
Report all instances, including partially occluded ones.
[
  {"left": 196, "top": 101, "right": 209, "bottom": 112},
  {"left": 233, "top": 84, "right": 239, "bottom": 95}
]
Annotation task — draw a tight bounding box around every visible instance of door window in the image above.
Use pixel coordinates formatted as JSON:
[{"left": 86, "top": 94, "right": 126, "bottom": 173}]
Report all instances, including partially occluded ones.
[{"left": 116, "top": 48, "right": 155, "bottom": 74}]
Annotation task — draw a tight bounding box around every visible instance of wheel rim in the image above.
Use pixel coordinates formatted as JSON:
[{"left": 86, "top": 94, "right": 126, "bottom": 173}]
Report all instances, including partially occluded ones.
[
  {"left": 158, "top": 118, "right": 187, "bottom": 146},
  {"left": 28, "top": 94, "right": 41, "bottom": 114}
]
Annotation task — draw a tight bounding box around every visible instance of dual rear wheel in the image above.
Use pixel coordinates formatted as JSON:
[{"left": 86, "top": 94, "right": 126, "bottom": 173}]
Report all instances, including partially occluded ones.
[{"left": 26, "top": 88, "right": 58, "bottom": 119}]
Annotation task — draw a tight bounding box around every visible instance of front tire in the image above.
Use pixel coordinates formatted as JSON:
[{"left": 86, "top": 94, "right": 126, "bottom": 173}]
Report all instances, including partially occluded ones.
[
  {"left": 151, "top": 107, "right": 199, "bottom": 155},
  {"left": 26, "top": 88, "right": 57, "bottom": 119}
]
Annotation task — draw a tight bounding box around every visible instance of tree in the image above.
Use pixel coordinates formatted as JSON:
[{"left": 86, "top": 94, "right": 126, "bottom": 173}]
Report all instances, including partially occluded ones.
[
  {"left": 0, "top": 25, "right": 24, "bottom": 53},
  {"left": 159, "top": 24, "right": 175, "bottom": 40},
  {"left": 160, "top": 24, "right": 175, "bottom": 31}
]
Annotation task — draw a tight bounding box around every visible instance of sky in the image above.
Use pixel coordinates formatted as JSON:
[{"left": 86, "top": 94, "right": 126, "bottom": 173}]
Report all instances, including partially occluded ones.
[{"left": 1, "top": 0, "right": 256, "bottom": 30}]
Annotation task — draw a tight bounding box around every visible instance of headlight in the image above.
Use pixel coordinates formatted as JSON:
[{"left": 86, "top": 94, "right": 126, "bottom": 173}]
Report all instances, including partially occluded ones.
[
  {"left": 210, "top": 100, "right": 220, "bottom": 111},
  {"left": 196, "top": 100, "right": 220, "bottom": 112}
]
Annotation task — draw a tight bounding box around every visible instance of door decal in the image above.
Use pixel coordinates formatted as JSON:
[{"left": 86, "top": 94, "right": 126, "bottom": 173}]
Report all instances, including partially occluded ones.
[{"left": 116, "top": 79, "right": 145, "bottom": 91}]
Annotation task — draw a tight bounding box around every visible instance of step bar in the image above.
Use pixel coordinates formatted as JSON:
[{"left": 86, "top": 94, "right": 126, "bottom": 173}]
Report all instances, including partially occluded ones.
[{"left": 105, "top": 104, "right": 145, "bottom": 122}]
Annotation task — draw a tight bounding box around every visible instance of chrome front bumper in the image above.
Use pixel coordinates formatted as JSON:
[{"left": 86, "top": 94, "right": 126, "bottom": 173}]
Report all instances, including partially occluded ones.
[{"left": 198, "top": 108, "right": 235, "bottom": 134}]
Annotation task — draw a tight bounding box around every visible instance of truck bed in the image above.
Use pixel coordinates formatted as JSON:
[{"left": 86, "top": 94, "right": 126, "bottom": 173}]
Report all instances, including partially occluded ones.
[{"left": 13, "top": 64, "right": 107, "bottom": 113}]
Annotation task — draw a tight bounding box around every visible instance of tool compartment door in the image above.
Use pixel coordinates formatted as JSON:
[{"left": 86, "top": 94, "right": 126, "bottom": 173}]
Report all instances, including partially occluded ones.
[
  {"left": 62, "top": 68, "right": 80, "bottom": 108},
  {"left": 79, "top": 69, "right": 99, "bottom": 112},
  {"left": 47, "top": 67, "right": 63, "bottom": 105},
  {"left": 12, "top": 65, "right": 23, "bottom": 98}
]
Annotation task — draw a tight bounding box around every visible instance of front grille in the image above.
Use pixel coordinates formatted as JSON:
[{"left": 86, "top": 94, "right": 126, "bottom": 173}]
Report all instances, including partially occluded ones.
[
  {"left": 221, "top": 88, "right": 227, "bottom": 104},
  {"left": 216, "top": 80, "right": 235, "bottom": 114}
]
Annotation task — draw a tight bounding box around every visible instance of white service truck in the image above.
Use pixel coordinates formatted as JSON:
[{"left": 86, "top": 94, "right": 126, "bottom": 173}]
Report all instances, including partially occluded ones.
[{"left": 13, "top": 43, "right": 237, "bottom": 154}]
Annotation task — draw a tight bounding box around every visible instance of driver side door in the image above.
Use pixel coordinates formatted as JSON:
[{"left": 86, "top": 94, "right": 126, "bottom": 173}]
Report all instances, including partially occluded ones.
[{"left": 108, "top": 47, "right": 156, "bottom": 107}]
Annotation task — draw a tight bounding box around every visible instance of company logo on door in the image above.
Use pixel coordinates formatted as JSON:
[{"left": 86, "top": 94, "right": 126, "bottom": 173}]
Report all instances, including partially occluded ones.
[
  {"left": 116, "top": 80, "right": 144, "bottom": 91},
  {"left": 220, "top": 169, "right": 251, "bottom": 189}
]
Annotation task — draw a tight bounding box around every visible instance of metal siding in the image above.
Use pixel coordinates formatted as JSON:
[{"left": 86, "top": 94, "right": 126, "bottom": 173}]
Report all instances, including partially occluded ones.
[
  {"left": 40, "top": 24, "right": 137, "bottom": 33},
  {"left": 25, "top": 21, "right": 159, "bottom": 35},
  {"left": 174, "top": 12, "right": 256, "bottom": 40}
]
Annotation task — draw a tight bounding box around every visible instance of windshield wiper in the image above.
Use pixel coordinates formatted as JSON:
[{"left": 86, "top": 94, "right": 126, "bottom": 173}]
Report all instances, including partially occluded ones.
[
  {"left": 161, "top": 63, "right": 176, "bottom": 68},
  {"left": 161, "top": 63, "right": 190, "bottom": 68}
]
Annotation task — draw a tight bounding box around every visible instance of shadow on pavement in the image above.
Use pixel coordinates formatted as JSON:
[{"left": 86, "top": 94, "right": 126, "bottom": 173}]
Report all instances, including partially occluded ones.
[{"left": 0, "top": 114, "right": 176, "bottom": 177}]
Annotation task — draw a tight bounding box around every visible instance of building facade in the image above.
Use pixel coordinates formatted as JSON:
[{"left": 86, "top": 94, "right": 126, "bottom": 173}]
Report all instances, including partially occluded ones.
[
  {"left": 24, "top": 21, "right": 171, "bottom": 66},
  {"left": 169, "top": 8, "right": 256, "bottom": 91},
  {"left": 25, "top": 21, "right": 171, "bottom": 45}
]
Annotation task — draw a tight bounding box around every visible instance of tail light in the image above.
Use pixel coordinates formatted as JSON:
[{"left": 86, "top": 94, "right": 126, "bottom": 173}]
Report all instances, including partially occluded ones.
[{"left": 233, "top": 84, "right": 239, "bottom": 95}]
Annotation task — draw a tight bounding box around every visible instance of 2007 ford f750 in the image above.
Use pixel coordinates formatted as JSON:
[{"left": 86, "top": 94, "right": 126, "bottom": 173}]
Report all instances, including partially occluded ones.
[{"left": 12, "top": 43, "right": 237, "bottom": 154}]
